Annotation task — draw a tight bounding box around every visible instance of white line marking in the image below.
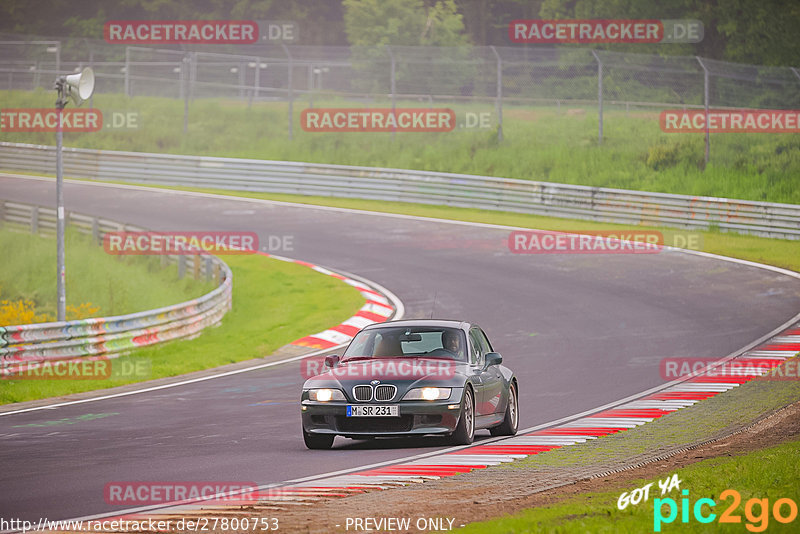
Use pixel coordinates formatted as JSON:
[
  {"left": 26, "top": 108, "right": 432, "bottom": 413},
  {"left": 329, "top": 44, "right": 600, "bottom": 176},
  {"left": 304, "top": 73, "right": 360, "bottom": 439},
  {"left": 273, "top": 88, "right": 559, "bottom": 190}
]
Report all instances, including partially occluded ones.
[{"left": 0, "top": 266, "right": 404, "bottom": 417}]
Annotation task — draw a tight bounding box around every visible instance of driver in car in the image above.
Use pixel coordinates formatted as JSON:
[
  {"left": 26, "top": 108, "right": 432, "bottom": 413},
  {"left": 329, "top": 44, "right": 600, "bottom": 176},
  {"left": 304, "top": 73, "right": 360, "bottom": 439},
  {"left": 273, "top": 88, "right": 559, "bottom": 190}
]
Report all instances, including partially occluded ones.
[{"left": 441, "top": 330, "right": 464, "bottom": 359}]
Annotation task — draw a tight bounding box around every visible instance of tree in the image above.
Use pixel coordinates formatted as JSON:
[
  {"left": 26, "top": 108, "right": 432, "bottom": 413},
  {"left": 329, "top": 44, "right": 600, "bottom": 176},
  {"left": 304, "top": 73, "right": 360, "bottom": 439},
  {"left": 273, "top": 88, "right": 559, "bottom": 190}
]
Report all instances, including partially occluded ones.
[{"left": 343, "top": 0, "right": 474, "bottom": 95}]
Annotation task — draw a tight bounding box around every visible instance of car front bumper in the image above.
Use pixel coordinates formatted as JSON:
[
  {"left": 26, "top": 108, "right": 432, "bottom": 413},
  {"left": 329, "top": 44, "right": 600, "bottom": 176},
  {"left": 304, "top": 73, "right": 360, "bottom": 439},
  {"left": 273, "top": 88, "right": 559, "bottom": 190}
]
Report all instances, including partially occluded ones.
[{"left": 301, "top": 392, "right": 463, "bottom": 437}]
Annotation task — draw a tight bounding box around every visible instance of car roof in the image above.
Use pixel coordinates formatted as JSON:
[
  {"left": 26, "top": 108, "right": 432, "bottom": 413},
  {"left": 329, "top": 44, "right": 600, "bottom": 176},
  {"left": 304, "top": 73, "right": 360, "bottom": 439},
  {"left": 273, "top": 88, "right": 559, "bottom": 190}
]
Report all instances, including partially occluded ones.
[{"left": 361, "top": 319, "right": 473, "bottom": 331}]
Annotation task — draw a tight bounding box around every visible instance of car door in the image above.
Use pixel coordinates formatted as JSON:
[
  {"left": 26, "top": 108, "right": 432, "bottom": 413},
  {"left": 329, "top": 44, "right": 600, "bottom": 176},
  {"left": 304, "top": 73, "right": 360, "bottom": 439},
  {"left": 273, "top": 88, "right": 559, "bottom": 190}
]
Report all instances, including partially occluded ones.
[
  {"left": 466, "top": 329, "right": 486, "bottom": 414},
  {"left": 471, "top": 327, "right": 504, "bottom": 417}
]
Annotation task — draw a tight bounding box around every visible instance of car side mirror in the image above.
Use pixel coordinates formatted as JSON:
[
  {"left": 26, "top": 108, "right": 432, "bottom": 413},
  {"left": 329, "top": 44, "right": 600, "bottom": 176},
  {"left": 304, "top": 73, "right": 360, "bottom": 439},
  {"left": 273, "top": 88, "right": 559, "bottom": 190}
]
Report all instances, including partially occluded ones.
[
  {"left": 485, "top": 352, "right": 502, "bottom": 367},
  {"left": 324, "top": 355, "right": 340, "bottom": 368}
]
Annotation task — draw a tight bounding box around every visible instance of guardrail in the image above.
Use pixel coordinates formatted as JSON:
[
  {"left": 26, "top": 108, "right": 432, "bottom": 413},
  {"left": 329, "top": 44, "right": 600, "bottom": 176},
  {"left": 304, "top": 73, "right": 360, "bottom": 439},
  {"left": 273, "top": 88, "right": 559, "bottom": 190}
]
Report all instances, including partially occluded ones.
[
  {"left": 1, "top": 142, "right": 799, "bottom": 239},
  {"left": 0, "top": 200, "right": 233, "bottom": 375}
]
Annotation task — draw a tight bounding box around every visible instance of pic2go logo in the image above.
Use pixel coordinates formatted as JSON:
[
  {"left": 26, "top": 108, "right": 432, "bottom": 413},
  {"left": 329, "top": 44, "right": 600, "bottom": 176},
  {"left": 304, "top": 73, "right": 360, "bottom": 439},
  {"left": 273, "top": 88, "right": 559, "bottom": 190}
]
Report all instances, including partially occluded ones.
[{"left": 654, "top": 489, "right": 798, "bottom": 532}]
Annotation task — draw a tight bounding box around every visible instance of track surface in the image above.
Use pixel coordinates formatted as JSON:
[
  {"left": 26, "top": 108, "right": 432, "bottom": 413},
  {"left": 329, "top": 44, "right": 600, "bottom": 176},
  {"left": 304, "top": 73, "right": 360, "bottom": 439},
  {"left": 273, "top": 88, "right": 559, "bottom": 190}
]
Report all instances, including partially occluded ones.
[{"left": 2, "top": 175, "right": 800, "bottom": 521}]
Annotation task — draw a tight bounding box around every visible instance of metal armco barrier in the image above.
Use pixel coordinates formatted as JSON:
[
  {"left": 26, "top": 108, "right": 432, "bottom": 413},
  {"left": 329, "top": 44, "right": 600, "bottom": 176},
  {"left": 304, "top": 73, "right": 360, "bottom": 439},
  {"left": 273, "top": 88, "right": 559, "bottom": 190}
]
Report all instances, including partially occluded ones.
[
  {"left": 0, "top": 200, "right": 233, "bottom": 375},
  {"left": 1, "top": 142, "right": 799, "bottom": 239}
]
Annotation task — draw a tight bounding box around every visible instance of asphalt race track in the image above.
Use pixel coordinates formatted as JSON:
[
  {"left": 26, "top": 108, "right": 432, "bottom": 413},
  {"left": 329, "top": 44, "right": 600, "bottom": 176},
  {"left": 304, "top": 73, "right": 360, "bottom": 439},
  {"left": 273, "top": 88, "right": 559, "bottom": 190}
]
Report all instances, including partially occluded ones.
[{"left": 2, "top": 174, "right": 800, "bottom": 522}]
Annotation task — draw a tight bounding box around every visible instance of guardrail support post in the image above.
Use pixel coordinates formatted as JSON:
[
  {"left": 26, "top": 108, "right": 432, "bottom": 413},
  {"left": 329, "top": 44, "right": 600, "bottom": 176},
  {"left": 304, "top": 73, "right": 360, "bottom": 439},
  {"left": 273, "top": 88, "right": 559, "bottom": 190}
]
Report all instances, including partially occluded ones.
[
  {"left": 192, "top": 255, "right": 200, "bottom": 279},
  {"left": 31, "top": 206, "right": 39, "bottom": 234},
  {"left": 205, "top": 257, "right": 213, "bottom": 282},
  {"left": 177, "top": 256, "right": 186, "bottom": 279},
  {"left": 91, "top": 217, "right": 100, "bottom": 245}
]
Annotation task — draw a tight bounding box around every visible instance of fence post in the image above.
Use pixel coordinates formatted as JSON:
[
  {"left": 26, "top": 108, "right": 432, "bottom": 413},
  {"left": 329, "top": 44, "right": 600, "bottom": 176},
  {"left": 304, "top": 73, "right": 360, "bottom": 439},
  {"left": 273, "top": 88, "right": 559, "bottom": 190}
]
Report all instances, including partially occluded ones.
[
  {"left": 88, "top": 44, "right": 94, "bottom": 109},
  {"left": 308, "top": 64, "right": 314, "bottom": 108},
  {"left": 31, "top": 206, "right": 39, "bottom": 234},
  {"left": 386, "top": 46, "right": 396, "bottom": 141},
  {"left": 489, "top": 46, "right": 504, "bottom": 142},
  {"left": 205, "top": 257, "right": 213, "bottom": 282},
  {"left": 239, "top": 61, "right": 246, "bottom": 100},
  {"left": 282, "top": 44, "right": 294, "bottom": 140},
  {"left": 177, "top": 256, "right": 186, "bottom": 279},
  {"left": 254, "top": 57, "right": 262, "bottom": 105},
  {"left": 124, "top": 47, "right": 130, "bottom": 97},
  {"left": 696, "top": 56, "right": 710, "bottom": 166},
  {"left": 591, "top": 50, "right": 603, "bottom": 144},
  {"left": 182, "top": 54, "right": 190, "bottom": 134}
]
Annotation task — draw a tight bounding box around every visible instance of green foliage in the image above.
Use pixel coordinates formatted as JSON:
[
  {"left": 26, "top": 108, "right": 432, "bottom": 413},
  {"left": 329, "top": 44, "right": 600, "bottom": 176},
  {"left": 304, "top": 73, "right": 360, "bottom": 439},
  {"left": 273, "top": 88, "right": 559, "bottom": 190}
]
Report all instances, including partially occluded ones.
[
  {"left": 459, "top": 436, "right": 800, "bottom": 533},
  {"left": 645, "top": 139, "right": 702, "bottom": 170},
  {"left": 0, "top": 252, "right": 366, "bottom": 404},
  {"left": 1, "top": 90, "right": 798, "bottom": 205},
  {"left": 0, "top": 227, "right": 213, "bottom": 320}
]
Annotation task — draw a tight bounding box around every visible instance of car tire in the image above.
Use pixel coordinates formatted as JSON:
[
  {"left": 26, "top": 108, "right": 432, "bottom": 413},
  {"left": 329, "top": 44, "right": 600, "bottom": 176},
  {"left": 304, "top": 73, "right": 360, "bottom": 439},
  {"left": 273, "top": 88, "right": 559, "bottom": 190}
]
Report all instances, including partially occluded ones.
[
  {"left": 490, "top": 382, "right": 519, "bottom": 437},
  {"left": 450, "top": 387, "right": 475, "bottom": 445},
  {"left": 303, "top": 428, "right": 335, "bottom": 450}
]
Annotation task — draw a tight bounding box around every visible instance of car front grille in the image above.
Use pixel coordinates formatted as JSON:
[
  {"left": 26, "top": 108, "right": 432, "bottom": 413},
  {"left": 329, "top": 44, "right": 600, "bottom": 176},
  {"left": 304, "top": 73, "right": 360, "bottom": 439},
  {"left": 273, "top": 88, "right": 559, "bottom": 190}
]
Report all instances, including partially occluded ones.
[
  {"left": 374, "top": 384, "right": 396, "bottom": 401},
  {"left": 353, "top": 385, "right": 372, "bottom": 401},
  {"left": 337, "top": 416, "right": 414, "bottom": 433}
]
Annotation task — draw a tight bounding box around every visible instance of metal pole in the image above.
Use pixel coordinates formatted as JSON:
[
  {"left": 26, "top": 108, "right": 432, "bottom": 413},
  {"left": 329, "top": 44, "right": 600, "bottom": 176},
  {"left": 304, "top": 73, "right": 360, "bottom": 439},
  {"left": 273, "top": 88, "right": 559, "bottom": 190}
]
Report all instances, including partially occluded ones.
[
  {"left": 239, "top": 61, "right": 245, "bottom": 101},
  {"left": 183, "top": 55, "right": 190, "bottom": 134},
  {"left": 591, "top": 50, "right": 603, "bottom": 144},
  {"left": 791, "top": 67, "right": 800, "bottom": 82},
  {"left": 124, "top": 47, "right": 130, "bottom": 97},
  {"left": 56, "top": 106, "right": 66, "bottom": 321},
  {"left": 282, "top": 44, "right": 293, "bottom": 140},
  {"left": 387, "top": 46, "right": 396, "bottom": 140},
  {"left": 255, "top": 58, "right": 261, "bottom": 104},
  {"left": 308, "top": 64, "right": 314, "bottom": 108},
  {"left": 490, "top": 46, "right": 503, "bottom": 142},
  {"left": 88, "top": 43, "right": 94, "bottom": 109},
  {"left": 696, "top": 57, "right": 710, "bottom": 166}
]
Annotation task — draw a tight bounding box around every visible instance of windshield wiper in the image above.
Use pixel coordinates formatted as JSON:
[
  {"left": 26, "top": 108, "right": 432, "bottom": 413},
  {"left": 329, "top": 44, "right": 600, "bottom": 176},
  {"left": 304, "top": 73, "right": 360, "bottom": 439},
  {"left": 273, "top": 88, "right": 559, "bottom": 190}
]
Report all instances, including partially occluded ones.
[{"left": 340, "top": 356, "right": 375, "bottom": 362}]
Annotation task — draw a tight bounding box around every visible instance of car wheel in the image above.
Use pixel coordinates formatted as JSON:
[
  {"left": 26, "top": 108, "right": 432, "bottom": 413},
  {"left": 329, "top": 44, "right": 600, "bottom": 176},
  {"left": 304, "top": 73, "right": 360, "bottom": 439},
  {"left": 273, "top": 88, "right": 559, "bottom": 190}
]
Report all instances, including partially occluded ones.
[
  {"left": 490, "top": 382, "right": 518, "bottom": 436},
  {"left": 450, "top": 387, "right": 475, "bottom": 445},
  {"left": 303, "top": 428, "right": 335, "bottom": 450}
]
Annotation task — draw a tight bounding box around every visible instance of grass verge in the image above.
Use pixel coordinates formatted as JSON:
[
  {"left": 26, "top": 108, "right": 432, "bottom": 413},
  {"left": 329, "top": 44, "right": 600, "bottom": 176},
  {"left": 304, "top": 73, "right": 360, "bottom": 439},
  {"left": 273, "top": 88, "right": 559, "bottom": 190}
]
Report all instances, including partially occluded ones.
[
  {"left": 458, "top": 436, "right": 800, "bottom": 533},
  {"left": 0, "top": 240, "right": 365, "bottom": 405},
  {"left": 46, "top": 179, "right": 800, "bottom": 274},
  {"left": 0, "top": 226, "right": 213, "bottom": 319},
  {"left": 455, "top": 361, "right": 800, "bottom": 533},
  {"left": 1, "top": 90, "right": 799, "bottom": 204}
]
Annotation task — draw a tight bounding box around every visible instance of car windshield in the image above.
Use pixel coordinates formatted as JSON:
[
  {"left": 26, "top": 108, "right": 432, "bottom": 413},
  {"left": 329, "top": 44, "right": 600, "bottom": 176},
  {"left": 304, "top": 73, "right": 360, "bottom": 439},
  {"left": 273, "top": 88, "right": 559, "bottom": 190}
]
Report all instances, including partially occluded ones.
[{"left": 342, "top": 326, "right": 467, "bottom": 362}]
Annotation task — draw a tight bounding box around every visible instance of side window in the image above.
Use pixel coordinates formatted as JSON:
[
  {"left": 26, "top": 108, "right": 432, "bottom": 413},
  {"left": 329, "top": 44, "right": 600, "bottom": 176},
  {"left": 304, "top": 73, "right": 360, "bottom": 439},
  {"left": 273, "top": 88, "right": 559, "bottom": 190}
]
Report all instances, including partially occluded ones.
[
  {"left": 475, "top": 328, "right": 493, "bottom": 354},
  {"left": 468, "top": 329, "right": 484, "bottom": 366}
]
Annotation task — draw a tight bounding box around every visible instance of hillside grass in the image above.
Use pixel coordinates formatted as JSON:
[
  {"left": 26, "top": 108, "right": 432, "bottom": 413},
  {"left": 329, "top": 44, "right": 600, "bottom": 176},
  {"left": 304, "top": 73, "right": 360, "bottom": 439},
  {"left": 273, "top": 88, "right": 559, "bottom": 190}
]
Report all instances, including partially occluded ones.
[{"left": 1, "top": 89, "right": 798, "bottom": 204}]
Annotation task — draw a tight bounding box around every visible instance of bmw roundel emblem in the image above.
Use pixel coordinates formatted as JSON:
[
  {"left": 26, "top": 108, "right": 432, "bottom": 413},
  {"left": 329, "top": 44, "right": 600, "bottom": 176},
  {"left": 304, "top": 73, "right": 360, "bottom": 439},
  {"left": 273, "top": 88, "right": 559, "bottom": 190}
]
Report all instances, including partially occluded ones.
[{"left": 370, "top": 379, "right": 381, "bottom": 385}]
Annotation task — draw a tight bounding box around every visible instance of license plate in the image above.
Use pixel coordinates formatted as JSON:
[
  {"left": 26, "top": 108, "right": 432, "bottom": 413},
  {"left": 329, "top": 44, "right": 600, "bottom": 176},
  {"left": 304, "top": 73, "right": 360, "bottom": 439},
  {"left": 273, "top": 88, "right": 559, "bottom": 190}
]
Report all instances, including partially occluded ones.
[{"left": 347, "top": 405, "right": 399, "bottom": 417}]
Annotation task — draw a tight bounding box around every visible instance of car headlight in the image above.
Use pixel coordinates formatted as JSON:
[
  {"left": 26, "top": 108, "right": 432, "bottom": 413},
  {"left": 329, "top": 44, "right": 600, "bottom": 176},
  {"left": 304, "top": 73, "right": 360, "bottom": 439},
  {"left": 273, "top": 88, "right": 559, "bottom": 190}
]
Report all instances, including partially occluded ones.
[
  {"left": 402, "top": 387, "right": 452, "bottom": 401},
  {"left": 308, "top": 388, "right": 346, "bottom": 402}
]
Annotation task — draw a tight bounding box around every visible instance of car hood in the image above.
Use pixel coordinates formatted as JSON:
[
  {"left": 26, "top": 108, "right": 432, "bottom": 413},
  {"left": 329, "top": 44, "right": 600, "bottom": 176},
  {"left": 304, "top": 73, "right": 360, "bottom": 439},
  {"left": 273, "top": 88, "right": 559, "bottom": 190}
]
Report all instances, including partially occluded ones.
[{"left": 302, "top": 357, "right": 468, "bottom": 398}]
